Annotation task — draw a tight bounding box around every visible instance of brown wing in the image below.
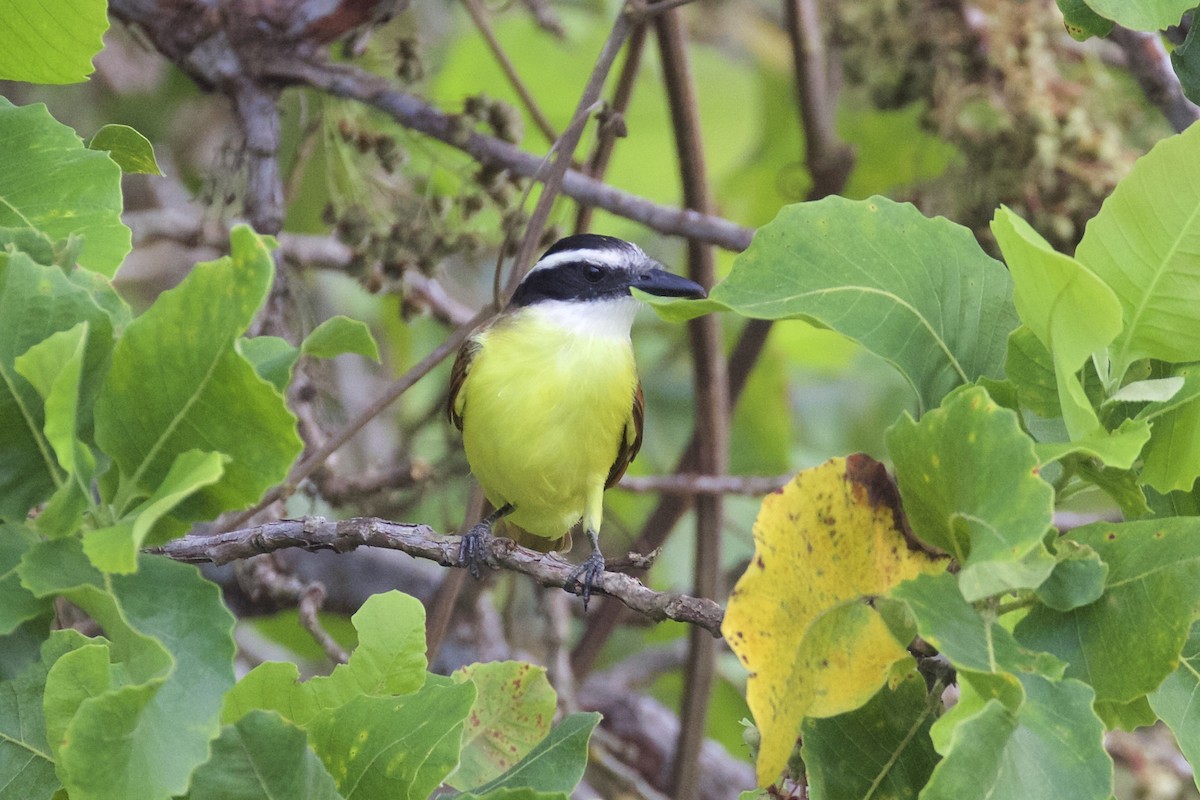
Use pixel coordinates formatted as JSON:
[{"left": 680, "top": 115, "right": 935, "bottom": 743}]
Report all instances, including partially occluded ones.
[
  {"left": 605, "top": 382, "right": 644, "bottom": 489},
  {"left": 447, "top": 336, "right": 482, "bottom": 431}
]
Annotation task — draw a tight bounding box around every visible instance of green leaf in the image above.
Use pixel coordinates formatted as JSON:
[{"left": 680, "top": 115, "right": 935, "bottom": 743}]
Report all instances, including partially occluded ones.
[
  {"left": 87, "top": 125, "right": 162, "bottom": 176},
  {"left": 0, "top": 525, "right": 50, "bottom": 635},
  {"left": 1004, "top": 327, "right": 1060, "bottom": 419},
  {"left": 991, "top": 206, "right": 1122, "bottom": 439},
  {"left": 13, "top": 322, "right": 89, "bottom": 477},
  {"left": 20, "top": 539, "right": 236, "bottom": 800},
  {"left": 887, "top": 386, "right": 1055, "bottom": 600},
  {"left": 301, "top": 316, "right": 380, "bottom": 362},
  {"left": 1032, "top": 417, "right": 1151, "bottom": 471},
  {"left": 892, "top": 572, "right": 1065, "bottom": 680},
  {"left": 1055, "top": 0, "right": 1114, "bottom": 40},
  {"left": 0, "top": 0, "right": 109, "bottom": 84},
  {"left": 801, "top": 672, "right": 940, "bottom": 800},
  {"left": 676, "top": 197, "right": 1018, "bottom": 412},
  {"left": 469, "top": 712, "right": 600, "bottom": 795},
  {"left": 1073, "top": 460, "right": 1151, "bottom": 519},
  {"left": 0, "top": 100, "right": 129, "bottom": 275},
  {"left": 309, "top": 683, "right": 476, "bottom": 800},
  {"left": 457, "top": 790, "right": 568, "bottom": 800},
  {"left": 1150, "top": 620, "right": 1200, "bottom": 786},
  {"left": 1106, "top": 376, "right": 1185, "bottom": 404},
  {"left": 1096, "top": 695, "right": 1157, "bottom": 731},
  {"left": 1171, "top": 8, "right": 1200, "bottom": 106},
  {"left": 94, "top": 226, "right": 301, "bottom": 529},
  {"left": 83, "top": 450, "right": 228, "bottom": 573},
  {"left": 1076, "top": 121, "right": 1200, "bottom": 378},
  {"left": 223, "top": 590, "right": 427, "bottom": 725},
  {"left": 921, "top": 675, "right": 1111, "bottom": 800},
  {"left": 0, "top": 251, "right": 116, "bottom": 520},
  {"left": 187, "top": 710, "right": 341, "bottom": 800},
  {"left": 1015, "top": 518, "right": 1200, "bottom": 703},
  {"left": 1141, "top": 364, "right": 1200, "bottom": 493},
  {"left": 237, "top": 336, "right": 299, "bottom": 392},
  {"left": 1034, "top": 540, "right": 1108, "bottom": 612},
  {"left": 0, "top": 634, "right": 90, "bottom": 800},
  {"left": 449, "top": 662, "right": 557, "bottom": 791},
  {"left": 1079, "top": 0, "right": 1191, "bottom": 29},
  {"left": 451, "top": 662, "right": 556, "bottom": 791}
]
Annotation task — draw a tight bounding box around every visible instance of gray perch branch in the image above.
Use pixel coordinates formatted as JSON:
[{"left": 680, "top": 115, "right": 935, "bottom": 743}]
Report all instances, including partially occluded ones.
[{"left": 149, "top": 516, "right": 726, "bottom": 636}]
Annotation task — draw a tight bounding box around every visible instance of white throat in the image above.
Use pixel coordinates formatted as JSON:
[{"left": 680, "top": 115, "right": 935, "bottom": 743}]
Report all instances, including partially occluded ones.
[{"left": 525, "top": 296, "right": 641, "bottom": 340}]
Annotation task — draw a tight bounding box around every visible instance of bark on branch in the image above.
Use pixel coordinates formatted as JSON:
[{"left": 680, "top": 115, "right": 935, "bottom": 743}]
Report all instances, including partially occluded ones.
[{"left": 150, "top": 516, "right": 726, "bottom": 636}]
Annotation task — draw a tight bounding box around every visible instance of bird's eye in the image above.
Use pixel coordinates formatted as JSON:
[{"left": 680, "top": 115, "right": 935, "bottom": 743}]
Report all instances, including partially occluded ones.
[{"left": 583, "top": 265, "right": 604, "bottom": 283}]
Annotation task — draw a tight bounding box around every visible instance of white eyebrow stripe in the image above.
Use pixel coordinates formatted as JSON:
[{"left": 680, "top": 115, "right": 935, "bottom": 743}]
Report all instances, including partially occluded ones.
[{"left": 526, "top": 243, "right": 647, "bottom": 274}]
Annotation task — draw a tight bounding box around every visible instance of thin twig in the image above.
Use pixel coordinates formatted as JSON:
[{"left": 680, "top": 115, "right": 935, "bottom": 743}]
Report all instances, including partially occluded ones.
[
  {"left": 267, "top": 60, "right": 754, "bottom": 253},
  {"left": 150, "top": 517, "right": 727, "bottom": 635},
  {"left": 501, "top": 8, "right": 636, "bottom": 300},
  {"left": 1108, "top": 25, "right": 1200, "bottom": 134},
  {"left": 223, "top": 308, "right": 492, "bottom": 530},
  {"left": 237, "top": 553, "right": 349, "bottom": 664},
  {"left": 576, "top": 22, "right": 648, "bottom": 233},
  {"left": 784, "top": 0, "right": 855, "bottom": 198},
  {"left": 654, "top": 11, "right": 727, "bottom": 798},
  {"left": 425, "top": 483, "right": 486, "bottom": 660},
  {"left": 460, "top": 0, "right": 560, "bottom": 144}
]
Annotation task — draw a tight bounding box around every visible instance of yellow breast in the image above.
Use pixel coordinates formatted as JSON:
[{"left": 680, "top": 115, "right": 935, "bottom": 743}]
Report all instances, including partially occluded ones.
[{"left": 460, "top": 308, "right": 638, "bottom": 540}]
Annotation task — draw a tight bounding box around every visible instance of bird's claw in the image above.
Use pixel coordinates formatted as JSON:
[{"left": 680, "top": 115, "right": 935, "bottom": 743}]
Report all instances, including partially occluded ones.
[
  {"left": 458, "top": 522, "right": 492, "bottom": 579},
  {"left": 565, "top": 551, "right": 606, "bottom": 611}
]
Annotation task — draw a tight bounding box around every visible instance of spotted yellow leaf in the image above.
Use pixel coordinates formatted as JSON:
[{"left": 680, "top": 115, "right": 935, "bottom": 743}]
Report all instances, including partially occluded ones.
[{"left": 722, "top": 455, "right": 947, "bottom": 787}]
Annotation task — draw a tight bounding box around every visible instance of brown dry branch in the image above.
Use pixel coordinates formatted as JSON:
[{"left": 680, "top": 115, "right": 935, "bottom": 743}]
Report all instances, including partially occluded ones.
[
  {"left": 1108, "top": 26, "right": 1200, "bottom": 134},
  {"left": 149, "top": 516, "right": 726, "bottom": 636},
  {"left": 654, "top": 10, "right": 728, "bottom": 796}
]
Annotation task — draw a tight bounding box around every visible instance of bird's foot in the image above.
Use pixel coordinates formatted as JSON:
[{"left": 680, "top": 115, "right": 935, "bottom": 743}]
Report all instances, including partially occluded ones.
[
  {"left": 565, "top": 550, "right": 606, "bottom": 611},
  {"left": 458, "top": 521, "right": 493, "bottom": 579}
]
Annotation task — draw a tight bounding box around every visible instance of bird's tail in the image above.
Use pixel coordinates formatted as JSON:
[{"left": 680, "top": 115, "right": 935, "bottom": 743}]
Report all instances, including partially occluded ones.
[{"left": 495, "top": 518, "right": 572, "bottom": 554}]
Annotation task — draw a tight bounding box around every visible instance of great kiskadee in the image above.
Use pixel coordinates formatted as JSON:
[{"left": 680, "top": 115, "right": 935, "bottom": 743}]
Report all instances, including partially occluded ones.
[{"left": 448, "top": 234, "right": 707, "bottom": 608}]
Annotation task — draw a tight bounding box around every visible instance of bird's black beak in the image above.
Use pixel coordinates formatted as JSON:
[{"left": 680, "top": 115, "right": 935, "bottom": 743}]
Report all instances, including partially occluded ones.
[{"left": 631, "top": 267, "right": 708, "bottom": 299}]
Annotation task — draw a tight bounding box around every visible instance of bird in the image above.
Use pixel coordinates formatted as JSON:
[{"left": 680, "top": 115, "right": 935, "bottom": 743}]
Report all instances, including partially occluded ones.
[{"left": 447, "top": 234, "right": 707, "bottom": 608}]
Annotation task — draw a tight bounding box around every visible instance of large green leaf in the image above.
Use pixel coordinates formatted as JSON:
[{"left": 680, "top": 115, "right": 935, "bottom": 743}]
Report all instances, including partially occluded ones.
[
  {"left": 94, "top": 226, "right": 301, "bottom": 529},
  {"left": 187, "top": 710, "right": 341, "bottom": 800},
  {"left": 448, "top": 662, "right": 556, "bottom": 791},
  {"left": 0, "top": 100, "right": 129, "bottom": 275},
  {"left": 0, "top": 0, "right": 109, "bottom": 83},
  {"left": 1140, "top": 364, "right": 1200, "bottom": 493},
  {"left": 468, "top": 712, "right": 600, "bottom": 795},
  {"left": 891, "top": 572, "right": 1065, "bottom": 682},
  {"left": 920, "top": 675, "right": 1111, "bottom": 800},
  {"left": 83, "top": 449, "right": 228, "bottom": 573},
  {"left": 0, "top": 525, "right": 50, "bottom": 636},
  {"left": 1014, "top": 518, "right": 1200, "bottom": 703},
  {"left": 887, "top": 386, "right": 1055, "bottom": 600},
  {"left": 991, "top": 207, "right": 1121, "bottom": 438},
  {"left": 1149, "top": 620, "right": 1200, "bottom": 790},
  {"left": 223, "top": 591, "right": 427, "bottom": 725},
  {"left": 662, "top": 197, "right": 1017, "bottom": 412},
  {"left": 1078, "top": 0, "right": 1191, "bottom": 29},
  {"left": 801, "top": 672, "right": 940, "bottom": 800},
  {"left": 18, "top": 540, "right": 236, "bottom": 800},
  {"left": 0, "top": 635, "right": 87, "bottom": 800},
  {"left": 13, "top": 322, "right": 90, "bottom": 478},
  {"left": 309, "top": 683, "right": 475, "bottom": 800},
  {"left": 1075, "top": 121, "right": 1200, "bottom": 378},
  {"left": 0, "top": 251, "right": 115, "bottom": 520}
]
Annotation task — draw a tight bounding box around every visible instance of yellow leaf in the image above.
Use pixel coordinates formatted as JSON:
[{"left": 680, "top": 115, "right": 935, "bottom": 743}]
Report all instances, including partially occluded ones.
[{"left": 722, "top": 455, "right": 948, "bottom": 787}]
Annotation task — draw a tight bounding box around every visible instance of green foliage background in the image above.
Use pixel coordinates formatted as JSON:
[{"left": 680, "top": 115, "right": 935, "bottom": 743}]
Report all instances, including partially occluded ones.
[{"left": 5, "top": 0, "right": 1200, "bottom": 798}]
